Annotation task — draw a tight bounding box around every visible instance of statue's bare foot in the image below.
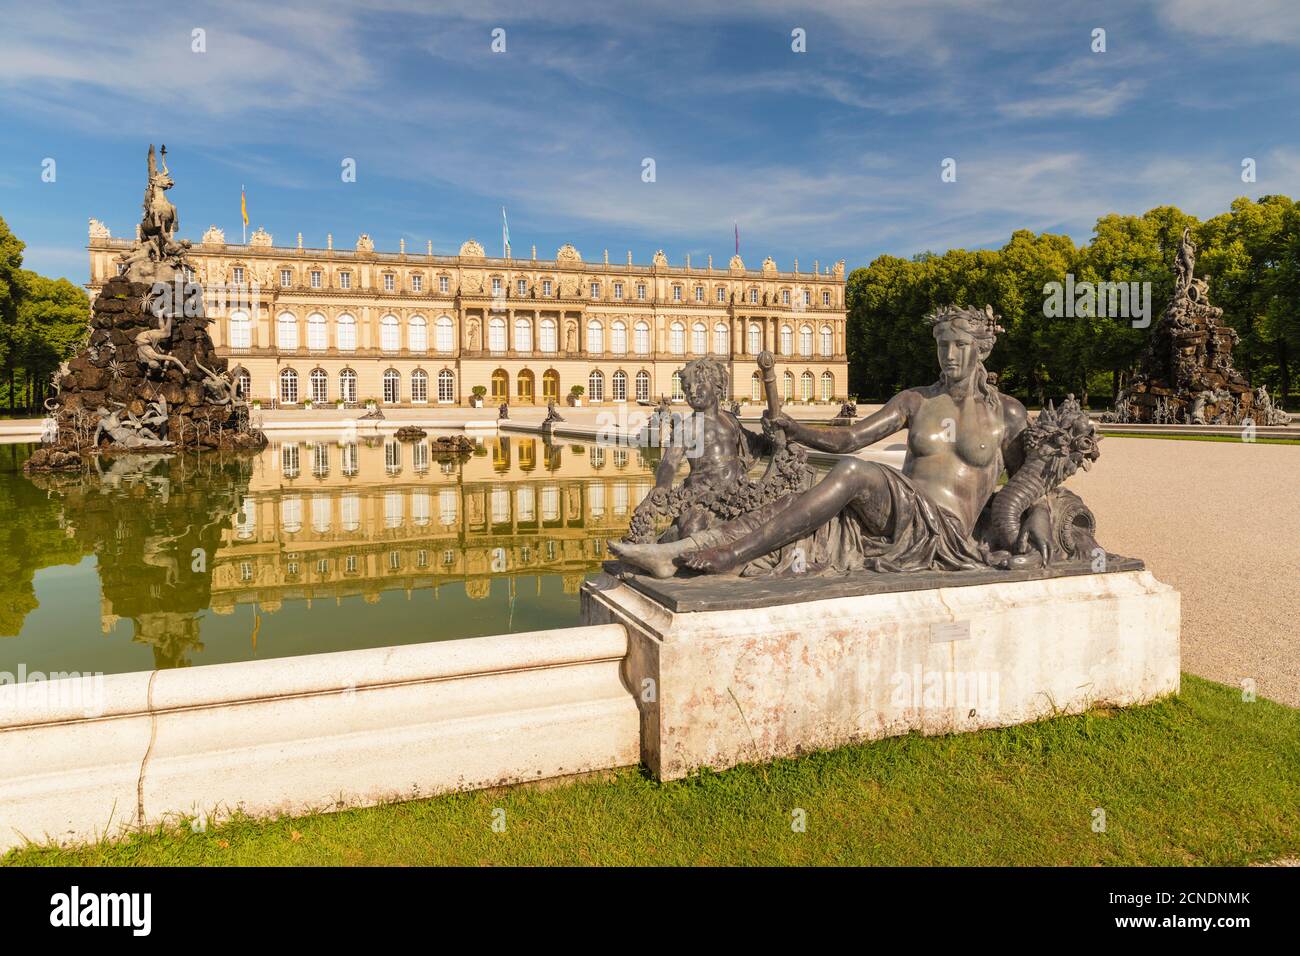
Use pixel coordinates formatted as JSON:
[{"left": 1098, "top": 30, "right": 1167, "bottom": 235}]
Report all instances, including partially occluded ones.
[
  {"left": 607, "top": 539, "right": 678, "bottom": 579},
  {"left": 678, "top": 546, "right": 741, "bottom": 574}
]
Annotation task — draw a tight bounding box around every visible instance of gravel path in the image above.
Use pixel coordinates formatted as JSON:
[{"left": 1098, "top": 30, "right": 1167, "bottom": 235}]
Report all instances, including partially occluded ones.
[{"left": 1069, "top": 437, "right": 1300, "bottom": 707}]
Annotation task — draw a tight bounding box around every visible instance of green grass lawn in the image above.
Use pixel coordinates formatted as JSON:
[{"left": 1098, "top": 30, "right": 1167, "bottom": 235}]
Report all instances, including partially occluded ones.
[{"left": 5, "top": 675, "right": 1297, "bottom": 867}]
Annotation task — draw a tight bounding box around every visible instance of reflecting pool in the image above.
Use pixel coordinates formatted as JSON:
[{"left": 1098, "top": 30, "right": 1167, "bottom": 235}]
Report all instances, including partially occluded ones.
[{"left": 0, "top": 435, "right": 659, "bottom": 675}]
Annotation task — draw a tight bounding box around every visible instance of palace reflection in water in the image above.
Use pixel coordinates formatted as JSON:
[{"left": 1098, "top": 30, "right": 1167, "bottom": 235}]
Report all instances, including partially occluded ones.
[{"left": 1, "top": 436, "right": 657, "bottom": 675}]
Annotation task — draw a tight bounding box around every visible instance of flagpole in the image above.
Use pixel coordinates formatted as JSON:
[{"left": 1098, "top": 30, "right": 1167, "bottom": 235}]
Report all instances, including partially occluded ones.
[{"left": 242, "top": 184, "right": 247, "bottom": 245}]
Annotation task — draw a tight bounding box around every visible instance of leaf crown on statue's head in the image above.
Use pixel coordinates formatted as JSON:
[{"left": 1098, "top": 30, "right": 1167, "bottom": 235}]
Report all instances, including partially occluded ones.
[{"left": 925, "top": 303, "right": 1005, "bottom": 344}]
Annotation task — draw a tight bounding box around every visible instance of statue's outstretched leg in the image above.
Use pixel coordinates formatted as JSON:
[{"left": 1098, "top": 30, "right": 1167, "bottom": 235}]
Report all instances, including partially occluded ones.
[{"left": 682, "top": 457, "right": 889, "bottom": 573}]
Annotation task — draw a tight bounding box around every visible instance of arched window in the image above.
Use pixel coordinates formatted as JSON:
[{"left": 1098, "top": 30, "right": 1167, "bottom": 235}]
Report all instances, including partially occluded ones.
[
  {"left": 542, "top": 369, "right": 560, "bottom": 402},
  {"left": 612, "top": 370, "right": 628, "bottom": 401},
  {"left": 821, "top": 326, "right": 834, "bottom": 356},
  {"left": 280, "top": 496, "right": 302, "bottom": 534},
  {"left": 670, "top": 322, "right": 685, "bottom": 355},
  {"left": 309, "top": 368, "right": 327, "bottom": 403},
  {"left": 800, "top": 325, "right": 813, "bottom": 357},
  {"left": 236, "top": 369, "right": 251, "bottom": 400},
  {"left": 383, "top": 368, "right": 400, "bottom": 404},
  {"left": 692, "top": 322, "right": 706, "bottom": 354},
  {"left": 634, "top": 321, "right": 650, "bottom": 355},
  {"left": 307, "top": 312, "right": 327, "bottom": 351},
  {"left": 611, "top": 321, "right": 627, "bottom": 354},
  {"left": 280, "top": 367, "right": 299, "bottom": 404},
  {"left": 539, "top": 318, "right": 557, "bottom": 353},
  {"left": 409, "top": 316, "right": 427, "bottom": 353},
  {"left": 713, "top": 323, "right": 729, "bottom": 355},
  {"left": 339, "top": 368, "right": 357, "bottom": 404},
  {"left": 488, "top": 317, "right": 507, "bottom": 352},
  {"left": 517, "top": 369, "right": 534, "bottom": 402},
  {"left": 588, "top": 369, "right": 604, "bottom": 401},
  {"left": 435, "top": 316, "right": 454, "bottom": 352},
  {"left": 783, "top": 370, "right": 794, "bottom": 401},
  {"left": 821, "top": 371, "right": 834, "bottom": 402},
  {"left": 780, "top": 325, "right": 794, "bottom": 355},
  {"left": 801, "top": 370, "right": 814, "bottom": 401},
  {"left": 748, "top": 371, "right": 761, "bottom": 402},
  {"left": 437, "top": 369, "right": 454, "bottom": 403},
  {"left": 748, "top": 324, "right": 762, "bottom": 355},
  {"left": 635, "top": 370, "right": 651, "bottom": 402},
  {"left": 411, "top": 369, "right": 429, "bottom": 403},
  {"left": 276, "top": 312, "right": 298, "bottom": 351},
  {"left": 587, "top": 320, "right": 604, "bottom": 354},
  {"left": 490, "top": 368, "right": 509, "bottom": 401},
  {"left": 336, "top": 313, "right": 356, "bottom": 351},
  {"left": 671, "top": 371, "right": 684, "bottom": 401},
  {"left": 229, "top": 310, "right": 251, "bottom": 349},
  {"left": 381, "top": 314, "right": 400, "bottom": 352},
  {"left": 514, "top": 318, "right": 532, "bottom": 352}
]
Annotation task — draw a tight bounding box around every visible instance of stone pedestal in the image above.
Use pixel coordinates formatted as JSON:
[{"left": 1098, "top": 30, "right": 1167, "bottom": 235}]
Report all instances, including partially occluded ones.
[{"left": 581, "top": 569, "right": 1180, "bottom": 780}]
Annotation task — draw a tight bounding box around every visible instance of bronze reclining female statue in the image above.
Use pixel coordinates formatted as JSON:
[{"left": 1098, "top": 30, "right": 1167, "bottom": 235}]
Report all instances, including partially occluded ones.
[{"left": 611, "top": 305, "right": 1101, "bottom": 578}]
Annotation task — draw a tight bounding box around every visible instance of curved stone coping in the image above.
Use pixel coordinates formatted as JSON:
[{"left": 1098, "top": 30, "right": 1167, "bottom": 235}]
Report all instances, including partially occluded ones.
[
  {"left": 0, "top": 624, "right": 639, "bottom": 850},
  {"left": 0, "top": 625, "right": 630, "bottom": 729}
]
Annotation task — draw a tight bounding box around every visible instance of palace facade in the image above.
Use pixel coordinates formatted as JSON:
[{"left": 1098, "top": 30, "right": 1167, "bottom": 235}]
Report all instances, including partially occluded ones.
[{"left": 86, "top": 222, "right": 849, "bottom": 408}]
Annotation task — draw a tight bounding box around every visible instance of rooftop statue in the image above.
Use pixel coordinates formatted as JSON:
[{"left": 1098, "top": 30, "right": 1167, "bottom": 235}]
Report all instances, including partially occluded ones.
[{"left": 611, "top": 305, "right": 1105, "bottom": 579}]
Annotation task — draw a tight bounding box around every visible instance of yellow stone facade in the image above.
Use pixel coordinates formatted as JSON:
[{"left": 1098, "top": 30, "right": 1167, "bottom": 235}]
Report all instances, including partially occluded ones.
[{"left": 86, "top": 227, "right": 849, "bottom": 407}]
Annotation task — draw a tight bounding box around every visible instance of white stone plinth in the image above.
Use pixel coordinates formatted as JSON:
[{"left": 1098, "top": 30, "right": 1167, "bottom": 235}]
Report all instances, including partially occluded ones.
[{"left": 581, "top": 570, "right": 1180, "bottom": 780}]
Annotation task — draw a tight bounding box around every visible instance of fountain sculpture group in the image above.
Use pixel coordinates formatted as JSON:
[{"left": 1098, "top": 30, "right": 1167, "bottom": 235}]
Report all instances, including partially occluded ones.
[
  {"left": 25, "top": 145, "right": 264, "bottom": 472},
  {"left": 1107, "top": 227, "right": 1290, "bottom": 426}
]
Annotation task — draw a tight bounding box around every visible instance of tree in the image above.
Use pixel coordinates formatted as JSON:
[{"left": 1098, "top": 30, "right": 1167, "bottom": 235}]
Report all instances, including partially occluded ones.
[
  {"left": 15, "top": 270, "right": 90, "bottom": 410},
  {"left": 0, "top": 215, "right": 26, "bottom": 411}
]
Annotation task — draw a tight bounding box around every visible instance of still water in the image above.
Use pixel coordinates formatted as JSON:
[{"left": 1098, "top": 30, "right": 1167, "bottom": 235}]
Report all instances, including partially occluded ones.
[{"left": 0, "top": 435, "right": 659, "bottom": 676}]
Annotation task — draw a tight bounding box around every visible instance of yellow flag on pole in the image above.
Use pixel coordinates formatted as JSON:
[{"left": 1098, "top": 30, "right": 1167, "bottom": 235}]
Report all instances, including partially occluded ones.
[{"left": 241, "top": 186, "right": 249, "bottom": 227}]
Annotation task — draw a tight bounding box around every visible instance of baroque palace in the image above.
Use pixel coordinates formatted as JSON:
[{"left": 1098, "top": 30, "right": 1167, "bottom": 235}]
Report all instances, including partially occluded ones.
[{"left": 86, "top": 221, "right": 848, "bottom": 408}]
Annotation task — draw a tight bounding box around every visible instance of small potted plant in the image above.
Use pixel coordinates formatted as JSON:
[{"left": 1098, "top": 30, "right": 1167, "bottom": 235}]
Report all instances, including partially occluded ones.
[
  {"left": 335, "top": 398, "right": 345, "bottom": 410},
  {"left": 303, "top": 398, "right": 313, "bottom": 410},
  {"left": 251, "top": 398, "right": 262, "bottom": 411},
  {"left": 470, "top": 385, "right": 487, "bottom": 408},
  {"left": 570, "top": 384, "right": 585, "bottom": 407},
  {"left": 364, "top": 397, "right": 379, "bottom": 412}
]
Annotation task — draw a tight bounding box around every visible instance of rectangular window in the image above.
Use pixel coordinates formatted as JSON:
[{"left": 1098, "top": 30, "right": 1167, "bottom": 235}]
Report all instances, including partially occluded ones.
[
  {"left": 280, "top": 269, "right": 292, "bottom": 288},
  {"left": 716, "top": 287, "right": 726, "bottom": 303},
  {"left": 412, "top": 274, "right": 423, "bottom": 292},
  {"left": 749, "top": 288, "right": 758, "bottom": 304},
  {"left": 613, "top": 282, "right": 624, "bottom": 300},
  {"left": 384, "top": 274, "right": 395, "bottom": 291},
  {"left": 492, "top": 277, "right": 502, "bottom": 296},
  {"left": 311, "top": 270, "right": 321, "bottom": 288},
  {"left": 673, "top": 286, "right": 682, "bottom": 302},
  {"left": 591, "top": 282, "right": 600, "bottom": 298},
  {"left": 636, "top": 284, "right": 646, "bottom": 300},
  {"left": 782, "top": 290, "right": 791, "bottom": 305},
  {"left": 694, "top": 286, "right": 703, "bottom": 302},
  {"left": 439, "top": 275, "right": 449, "bottom": 293},
  {"left": 339, "top": 272, "right": 351, "bottom": 289},
  {"left": 542, "top": 279, "right": 553, "bottom": 296},
  {"left": 518, "top": 279, "right": 527, "bottom": 295},
  {"left": 233, "top": 267, "right": 244, "bottom": 285},
  {"left": 804, "top": 290, "right": 811, "bottom": 305},
  {"left": 822, "top": 290, "right": 830, "bottom": 306}
]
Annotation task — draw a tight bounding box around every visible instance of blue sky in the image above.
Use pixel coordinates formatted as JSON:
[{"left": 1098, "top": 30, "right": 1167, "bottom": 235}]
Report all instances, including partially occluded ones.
[{"left": 2, "top": 0, "right": 1299, "bottom": 282}]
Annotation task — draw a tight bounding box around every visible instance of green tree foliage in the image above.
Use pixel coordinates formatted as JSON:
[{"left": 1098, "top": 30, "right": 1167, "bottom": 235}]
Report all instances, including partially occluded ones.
[
  {"left": 0, "top": 214, "right": 91, "bottom": 413},
  {"left": 846, "top": 197, "right": 1300, "bottom": 408}
]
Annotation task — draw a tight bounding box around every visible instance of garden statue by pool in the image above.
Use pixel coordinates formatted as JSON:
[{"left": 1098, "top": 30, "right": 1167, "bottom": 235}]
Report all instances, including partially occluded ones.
[
  {"left": 26, "top": 145, "right": 265, "bottom": 472},
  {"left": 611, "top": 305, "right": 1107, "bottom": 580}
]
